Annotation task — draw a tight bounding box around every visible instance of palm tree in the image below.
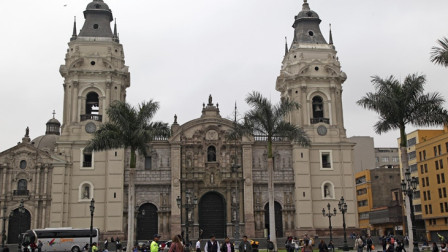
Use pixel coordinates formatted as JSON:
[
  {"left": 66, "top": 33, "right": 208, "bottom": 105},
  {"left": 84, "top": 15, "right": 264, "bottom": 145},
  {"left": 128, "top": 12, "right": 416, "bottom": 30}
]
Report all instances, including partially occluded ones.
[
  {"left": 357, "top": 74, "right": 448, "bottom": 250},
  {"left": 430, "top": 37, "right": 448, "bottom": 67},
  {"left": 86, "top": 100, "right": 170, "bottom": 252},
  {"left": 243, "top": 91, "right": 310, "bottom": 250}
]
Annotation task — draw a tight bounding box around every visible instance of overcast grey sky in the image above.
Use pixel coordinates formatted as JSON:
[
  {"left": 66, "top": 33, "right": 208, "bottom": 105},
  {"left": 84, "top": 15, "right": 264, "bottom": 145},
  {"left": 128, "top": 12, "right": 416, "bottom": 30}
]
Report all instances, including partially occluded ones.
[{"left": 1, "top": 0, "right": 447, "bottom": 152}]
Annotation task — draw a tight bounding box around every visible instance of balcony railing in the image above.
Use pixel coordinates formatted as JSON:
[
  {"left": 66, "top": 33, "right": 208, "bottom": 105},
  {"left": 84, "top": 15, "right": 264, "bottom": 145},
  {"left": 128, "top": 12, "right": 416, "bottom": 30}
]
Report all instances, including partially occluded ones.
[
  {"left": 310, "top": 117, "right": 330, "bottom": 124},
  {"left": 13, "top": 190, "right": 29, "bottom": 196},
  {"left": 80, "top": 114, "right": 102, "bottom": 122},
  {"left": 254, "top": 135, "right": 289, "bottom": 142},
  {"left": 83, "top": 162, "right": 92, "bottom": 168}
]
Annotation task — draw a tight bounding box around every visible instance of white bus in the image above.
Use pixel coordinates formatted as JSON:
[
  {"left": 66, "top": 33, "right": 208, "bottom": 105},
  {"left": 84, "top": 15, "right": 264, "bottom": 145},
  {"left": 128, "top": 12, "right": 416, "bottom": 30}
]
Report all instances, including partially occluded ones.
[{"left": 22, "top": 227, "right": 100, "bottom": 252}]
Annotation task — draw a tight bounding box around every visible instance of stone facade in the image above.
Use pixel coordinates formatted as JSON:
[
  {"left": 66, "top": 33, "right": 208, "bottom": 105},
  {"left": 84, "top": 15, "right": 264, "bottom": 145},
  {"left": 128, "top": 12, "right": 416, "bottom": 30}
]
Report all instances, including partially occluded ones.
[{"left": 0, "top": 0, "right": 358, "bottom": 243}]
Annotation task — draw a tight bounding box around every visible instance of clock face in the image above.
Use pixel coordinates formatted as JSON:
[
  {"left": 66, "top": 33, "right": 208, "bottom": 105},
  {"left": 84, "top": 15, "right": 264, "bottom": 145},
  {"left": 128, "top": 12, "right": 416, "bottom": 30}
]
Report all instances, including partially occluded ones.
[
  {"left": 317, "top": 125, "right": 327, "bottom": 136},
  {"left": 85, "top": 122, "right": 97, "bottom": 134}
]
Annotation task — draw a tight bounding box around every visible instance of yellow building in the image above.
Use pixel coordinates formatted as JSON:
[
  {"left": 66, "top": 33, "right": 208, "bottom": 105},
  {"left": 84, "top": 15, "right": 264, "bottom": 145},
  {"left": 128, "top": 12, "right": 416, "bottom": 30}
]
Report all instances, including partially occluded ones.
[
  {"left": 416, "top": 125, "right": 448, "bottom": 241},
  {"left": 398, "top": 129, "right": 445, "bottom": 237},
  {"left": 356, "top": 170, "right": 372, "bottom": 231}
]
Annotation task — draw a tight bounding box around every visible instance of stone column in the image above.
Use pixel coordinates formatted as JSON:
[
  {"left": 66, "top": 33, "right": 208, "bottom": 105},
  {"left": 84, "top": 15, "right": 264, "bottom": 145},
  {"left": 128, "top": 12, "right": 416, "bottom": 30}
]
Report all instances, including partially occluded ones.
[
  {"left": 170, "top": 145, "right": 182, "bottom": 237},
  {"left": 242, "top": 144, "right": 255, "bottom": 237},
  {"left": 105, "top": 82, "right": 112, "bottom": 122},
  {"left": 71, "top": 81, "right": 79, "bottom": 123}
]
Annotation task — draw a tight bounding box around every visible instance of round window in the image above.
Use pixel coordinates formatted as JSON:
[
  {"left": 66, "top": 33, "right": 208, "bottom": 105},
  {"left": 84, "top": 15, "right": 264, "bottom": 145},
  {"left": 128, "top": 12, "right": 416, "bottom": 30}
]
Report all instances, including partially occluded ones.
[{"left": 20, "top": 160, "right": 27, "bottom": 169}]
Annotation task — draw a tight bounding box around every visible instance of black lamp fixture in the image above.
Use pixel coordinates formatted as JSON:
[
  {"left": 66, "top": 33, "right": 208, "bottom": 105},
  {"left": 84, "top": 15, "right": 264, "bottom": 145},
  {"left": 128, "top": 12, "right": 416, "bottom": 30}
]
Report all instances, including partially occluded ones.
[
  {"left": 338, "top": 196, "right": 349, "bottom": 251},
  {"left": 322, "top": 203, "right": 337, "bottom": 251},
  {"left": 89, "top": 198, "right": 95, "bottom": 252},
  {"left": 177, "top": 190, "right": 198, "bottom": 247},
  {"left": 400, "top": 168, "right": 419, "bottom": 252}
]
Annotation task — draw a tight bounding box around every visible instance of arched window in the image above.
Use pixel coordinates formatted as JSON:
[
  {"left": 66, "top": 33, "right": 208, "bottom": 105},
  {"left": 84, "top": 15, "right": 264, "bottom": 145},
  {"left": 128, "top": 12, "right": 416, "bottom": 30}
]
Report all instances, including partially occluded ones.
[
  {"left": 18, "top": 179, "right": 27, "bottom": 191},
  {"left": 86, "top": 92, "right": 99, "bottom": 115},
  {"left": 312, "top": 96, "right": 324, "bottom": 119},
  {"left": 321, "top": 181, "right": 335, "bottom": 199},
  {"left": 207, "top": 146, "right": 217, "bottom": 162}
]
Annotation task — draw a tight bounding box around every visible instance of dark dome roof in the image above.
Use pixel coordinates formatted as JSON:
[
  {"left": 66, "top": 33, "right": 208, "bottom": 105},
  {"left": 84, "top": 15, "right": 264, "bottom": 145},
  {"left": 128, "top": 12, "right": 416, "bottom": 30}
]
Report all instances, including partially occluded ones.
[
  {"left": 296, "top": 10, "right": 320, "bottom": 19},
  {"left": 32, "top": 134, "right": 59, "bottom": 152},
  {"left": 86, "top": 0, "right": 111, "bottom": 12},
  {"left": 47, "top": 118, "right": 61, "bottom": 125}
]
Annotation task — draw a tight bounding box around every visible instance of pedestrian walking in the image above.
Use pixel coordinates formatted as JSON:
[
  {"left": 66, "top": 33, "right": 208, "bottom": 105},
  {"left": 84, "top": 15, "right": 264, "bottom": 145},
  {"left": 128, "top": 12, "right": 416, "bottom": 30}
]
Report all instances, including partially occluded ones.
[
  {"left": 169, "top": 235, "right": 184, "bottom": 252},
  {"left": 104, "top": 239, "right": 109, "bottom": 250},
  {"left": 355, "top": 236, "right": 364, "bottom": 252},
  {"left": 303, "top": 240, "right": 313, "bottom": 252},
  {"left": 238, "top": 236, "right": 252, "bottom": 252},
  {"left": 92, "top": 242, "right": 99, "bottom": 252},
  {"left": 205, "top": 235, "right": 220, "bottom": 252},
  {"left": 37, "top": 240, "right": 43, "bottom": 252},
  {"left": 292, "top": 237, "right": 300, "bottom": 252},
  {"left": 396, "top": 240, "right": 406, "bottom": 252},
  {"left": 285, "top": 237, "right": 294, "bottom": 252},
  {"left": 220, "top": 237, "right": 234, "bottom": 252},
  {"left": 433, "top": 242, "right": 440, "bottom": 252},
  {"left": 328, "top": 241, "right": 334, "bottom": 252},
  {"left": 366, "top": 235, "right": 373, "bottom": 252},
  {"left": 196, "top": 239, "right": 202, "bottom": 252},
  {"left": 318, "top": 240, "right": 328, "bottom": 252},
  {"left": 151, "top": 234, "right": 161, "bottom": 252}
]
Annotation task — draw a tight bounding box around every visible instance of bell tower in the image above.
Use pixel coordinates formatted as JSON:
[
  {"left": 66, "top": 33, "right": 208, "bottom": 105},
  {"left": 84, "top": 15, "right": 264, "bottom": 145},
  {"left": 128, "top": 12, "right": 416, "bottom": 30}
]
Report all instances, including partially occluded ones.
[
  {"left": 51, "top": 0, "right": 128, "bottom": 237},
  {"left": 276, "top": 0, "right": 357, "bottom": 235}
]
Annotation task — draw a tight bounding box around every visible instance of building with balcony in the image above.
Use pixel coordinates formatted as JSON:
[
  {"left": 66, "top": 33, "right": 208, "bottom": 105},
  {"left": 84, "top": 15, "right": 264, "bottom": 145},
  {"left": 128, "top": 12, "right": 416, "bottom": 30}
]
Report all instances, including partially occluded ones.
[{"left": 355, "top": 168, "right": 403, "bottom": 236}]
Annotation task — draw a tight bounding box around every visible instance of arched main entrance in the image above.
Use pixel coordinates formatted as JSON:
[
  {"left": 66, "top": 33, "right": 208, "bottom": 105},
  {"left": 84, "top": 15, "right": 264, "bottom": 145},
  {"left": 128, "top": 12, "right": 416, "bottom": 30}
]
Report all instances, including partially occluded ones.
[
  {"left": 8, "top": 208, "right": 31, "bottom": 244},
  {"left": 199, "top": 192, "right": 226, "bottom": 238},
  {"left": 264, "top": 201, "right": 283, "bottom": 237},
  {"left": 136, "top": 203, "right": 158, "bottom": 241}
]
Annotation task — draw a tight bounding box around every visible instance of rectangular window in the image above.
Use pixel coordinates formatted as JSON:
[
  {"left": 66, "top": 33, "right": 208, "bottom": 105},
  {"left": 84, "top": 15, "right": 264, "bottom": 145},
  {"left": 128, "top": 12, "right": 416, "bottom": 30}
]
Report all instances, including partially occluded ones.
[
  {"left": 356, "top": 176, "right": 367, "bottom": 185},
  {"left": 444, "top": 187, "right": 447, "bottom": 198},
  {"left": 359, "top": 213, "right": 369, "bottom": 219},
  {"left": 439, "top": 188, "right": 443, "bottom": 198},
  {"left": 358, "top": 200, "right": 368, "bottom": 207},
  {"left": 414, "top": 204, "right": 422, "bottom": 212},
  {"left": 436, "top": 160, "right": 440, "bottom": 170},
  {"left": 430, "top": 205, "right": 433, "bottom": 214},
  {"left": 442, "top": 173, "right": 446, "bottom": 183},
  {"left": 437, "top": 174, "right": 441, "bottom": 184},
  {"left": 382, "top": 157, "right": 389, "bottom": 163},
  {"left": 445, "top": 218, "right": 448, "bottom": 225},
  {"left": 442, "top": 203, "right": 445, "bottom": 213},
  {"left": 425, "top": 205, "right": 429, "bottom": 214},
  {"left": 392, "top": 156, "right": 399, "bottom": 162},
  {"left": 422, "top": 178, "right": 426, "bottom": 187},
  {"left": 435, "top": 146, "right": 438, "bottom": 157},
  {"left": 419, "top": 152, "right": 423, "bottom": 161},
  {"left": 421, "top": 165, "right": 424, "bottom": 174},
  {"left": 445, "top": 202, "right": 448, "bottom": 212},
  {"left": 408, "top": 151, "right": 416, "bottom": 160},
  {"left": 376, "top": 157, "right": 379, "bottom": 163},
  {"left": 425, "top": 164, "right": 428, "bottom": 173},
  {"left": 424, "top": 191, "right": 427, "bottom": 200},
  {"left": 446, "top": 142, "right": 448, "bottom": 153},
  {"left": 413, "top": 191, "right": 420, "bottom": 200},
  {"left": 320, "top": 151, "right": 332, "bottom": 169},
  {"left": 441, "top": 160, "right": 444, "bottom": 169},
  {"left": 407, "top": 137, "right": 417, "bottom": 147},
  {"left": 428, "top": 190, "right": 432, "bottom": 200},
  {"left": 357, "top": 188, "right": 367, "bottom": 195},
  {"left": 439, "top": 145, "right": 442, "bottom": 155},
  {"left": 410, "top": 164, "right": 418, "bottom": 173},
  {"left": 423, "top": 150, "right": 427, "bottom": 160},
  {"left": 144, "top": 156, "right": 152, "bottom": 170},
  {"left": 426, "top": 177, "right": 430, "bottom": 186}
]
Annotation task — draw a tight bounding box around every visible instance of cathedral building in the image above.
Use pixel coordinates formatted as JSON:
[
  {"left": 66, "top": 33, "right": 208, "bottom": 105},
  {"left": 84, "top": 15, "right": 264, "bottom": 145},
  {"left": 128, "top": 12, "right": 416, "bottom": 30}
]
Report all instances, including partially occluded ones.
[{"left": 0, "top": 0, "right": 358, "bottom": 243}]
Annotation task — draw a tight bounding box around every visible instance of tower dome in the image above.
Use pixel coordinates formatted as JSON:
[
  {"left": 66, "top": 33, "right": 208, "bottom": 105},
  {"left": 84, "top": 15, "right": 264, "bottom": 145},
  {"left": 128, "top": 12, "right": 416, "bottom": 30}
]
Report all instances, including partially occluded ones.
[
  {"left": 78, "top": 0, "right": 114, "bottom": 38},
  {"left": 292, "top": 0, "right": 327, "bottom": 45},
  {"left": 31, "top": 112, "right": 61, "bottom": 152}
]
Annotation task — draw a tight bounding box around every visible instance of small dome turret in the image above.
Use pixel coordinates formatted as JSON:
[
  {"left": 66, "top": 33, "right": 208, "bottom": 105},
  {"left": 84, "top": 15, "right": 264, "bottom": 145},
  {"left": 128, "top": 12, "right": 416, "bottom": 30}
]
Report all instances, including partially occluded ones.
[
  {"left": 45, "top": 111, "right": 61, "bottom": 136},
  {"left": 292, "top": 0, "right": 327, "bottom": 45},
  {"left": 77, "top": 0, "right": 114, "bottom": 38}
]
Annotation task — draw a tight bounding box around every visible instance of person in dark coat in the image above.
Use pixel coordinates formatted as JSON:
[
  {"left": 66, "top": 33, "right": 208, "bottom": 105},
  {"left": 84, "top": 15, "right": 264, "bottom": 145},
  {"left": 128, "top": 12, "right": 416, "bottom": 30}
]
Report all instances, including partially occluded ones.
[{"left": 220, "top": 237, "right": 234, "bottom": 252}]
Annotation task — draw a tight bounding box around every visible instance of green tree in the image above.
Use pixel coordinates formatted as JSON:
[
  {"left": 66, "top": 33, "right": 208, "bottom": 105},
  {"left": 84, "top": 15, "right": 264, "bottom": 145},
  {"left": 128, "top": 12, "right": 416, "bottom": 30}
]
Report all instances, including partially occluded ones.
[
  {"left": 357, "top": 74, "right": 447, "bottom": 249},
  {"left": 242, "top": 91, "right": 310, "bottom": 250},
  {"left": 431, "top": 37, "right": 448, "bottom": 67},
  {"left": 86, "top": 100, "right": 170, "bottom": 251}
]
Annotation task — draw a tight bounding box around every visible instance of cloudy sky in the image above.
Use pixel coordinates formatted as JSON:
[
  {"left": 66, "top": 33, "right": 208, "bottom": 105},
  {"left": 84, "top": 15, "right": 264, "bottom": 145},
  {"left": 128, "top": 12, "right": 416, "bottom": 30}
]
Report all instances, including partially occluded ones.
[{"left": 1, "top": 0, "right": 447, "bottom": 152}]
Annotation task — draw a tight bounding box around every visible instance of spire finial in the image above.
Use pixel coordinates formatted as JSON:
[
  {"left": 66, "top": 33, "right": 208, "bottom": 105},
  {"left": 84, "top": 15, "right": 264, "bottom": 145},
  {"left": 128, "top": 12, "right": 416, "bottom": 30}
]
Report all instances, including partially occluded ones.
[
  {"left": 71, "top": 16, "right": 77, "bottom": 41},
  {"left": 234, "top": 101, "right": 237, "bottom": 123},
  {"left": 174, "top": 114, "right": 178, "bottom": 124},
  {"left": 285, "top": 36, "right": 289, "bottom": 56},
  {"left": 329, "top": 23, "right": 333, "bottom": 45},
  {"left": 52, "top": 110, "right": 56, "bottom": 119},
  {"left": 302, "top": 0, "right": 310, "bottom": 11},
  {"left": 113, "top": 18, "right": 119, "bottom": 42}
]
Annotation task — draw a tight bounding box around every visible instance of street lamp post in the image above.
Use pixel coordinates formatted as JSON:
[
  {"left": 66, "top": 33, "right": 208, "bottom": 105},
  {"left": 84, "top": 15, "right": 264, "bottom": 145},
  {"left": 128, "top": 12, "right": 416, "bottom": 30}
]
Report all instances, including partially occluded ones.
[
  {"left": 89, "top": 198, "right": 95, "bottom": 252},
  {"left": 338, "top": 197, "right": 349, "bottom": 252},
  {"left": 12, "top": 199, "right": 26, "bottom": 252},
  {"left": 401, "top": 168, "right": 419, "bottom": 252},
  {"left": 2, "top": 204, "right": 7, "bottom": 248},
  {"left": 177, "top": 190, "right": 198, "bottom": 249},
  {"left": 322, "top": 203, "right": 337, "bottom": 251}
]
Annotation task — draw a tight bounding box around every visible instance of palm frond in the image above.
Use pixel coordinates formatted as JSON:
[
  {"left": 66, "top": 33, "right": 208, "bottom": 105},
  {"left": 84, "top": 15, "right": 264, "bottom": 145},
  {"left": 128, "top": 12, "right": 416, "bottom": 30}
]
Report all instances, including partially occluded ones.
[{"left": 430, "top": 37, "right": 448, "bottom": 67}]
